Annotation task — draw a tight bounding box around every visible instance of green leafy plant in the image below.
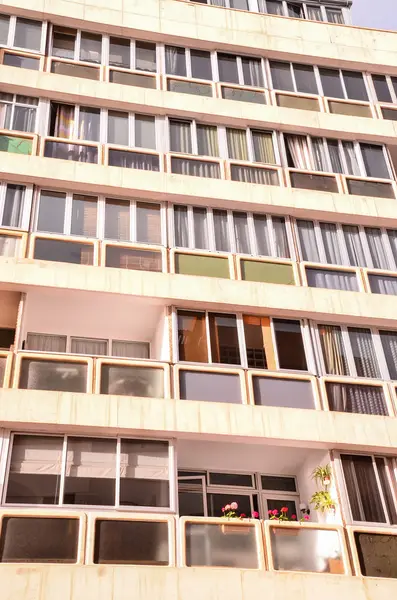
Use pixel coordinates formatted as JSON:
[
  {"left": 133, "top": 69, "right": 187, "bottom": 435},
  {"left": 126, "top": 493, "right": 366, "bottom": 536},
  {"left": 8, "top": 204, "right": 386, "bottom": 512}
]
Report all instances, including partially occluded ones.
[
  {"left": 311, "top": 464, "right": 332, "bottom": 487},
  {"left": 310, "top": 490, "right": 336, "bottom": 513}
]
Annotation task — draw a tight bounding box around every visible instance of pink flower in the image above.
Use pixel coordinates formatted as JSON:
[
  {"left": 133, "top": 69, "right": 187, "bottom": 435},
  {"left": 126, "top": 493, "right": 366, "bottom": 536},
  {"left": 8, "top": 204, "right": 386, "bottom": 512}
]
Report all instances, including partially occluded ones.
[
  {"left": 268, "top": 510, "right": 273, "bottom": 515},
  {"left": 221, "top": 507, "right": 225, "bottom": 512},
  {"left": 291, "top": 514, "right": 297, "bottom": 520},
  {"left": 252, "top": 511, "right": 259, "bottom": 518},
  {"left": 272, "top": 509, "right": 279, "bottom": 516},
  {"left": 304, "top": 514, "right": 310, "bottom": 521},
  {"left": 224, "top": 504, "right": 231, "bottom": 511},
  {"left": 240, "top": 513, "right": 246, "bottom": 518},
  {"left": 230, "top": 502, "right": 238, "bottom": 510},
  {"left": 280, "top": 507, "right": 288, "bottom": 513}
]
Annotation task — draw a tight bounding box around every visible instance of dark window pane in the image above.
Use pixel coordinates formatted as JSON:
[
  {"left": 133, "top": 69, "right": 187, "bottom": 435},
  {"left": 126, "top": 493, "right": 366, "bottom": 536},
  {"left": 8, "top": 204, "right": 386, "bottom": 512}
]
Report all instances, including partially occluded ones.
[
  {"left": 244, "top": 318, "right": 267, "bottom": 369},
  {"left": 51, "top": 27, "right": 76, "bottom": 59},
  {"left": 136, "top": 41, "right": 156, "bottom": 72},
  {"left": 3, "top": 53, "right": 40, "bottom": 70},
  {"left": 372, "top": 75, "right": 393, "bottom": 103},
  {"left": 253, "top": 376, "right": 315, "bottom": 409},
  {"left": 218, "top": 53, "right": 239, "bottom": 84},
  {"left": 347, "top": 179, "right": 394, "bottom": 199},
  {"left": 14, "top": 18, "right": 41, "bottom": 51},
  {"left": 179, "top": 370, "right": 241, "bottom": 404},
  {"left": 109, "top": 37, "right": 130, "bottom": 68},
  {"left": 207, "top": 493, "right": 252, "bottom": 518},
  {"left": 294, "top": 64, "right": 318, "bottom": 95},
  {"left": 33, "top": 238, "right": 94, "bottom": 266},
  {"left": 178, "top": 310, "right": 208, "bottom": 362},
  {"left": 287, "top": 3, "right": 303, "bottom": 18},
  {"left": 270, "top": 61, "right": 293, "bottom": 92},
  {"left": 191, "top": 49, "right": 212, "bottom": 80},
  {"left": 208, "top": 313, "right": 240, "bottom": 365},
  {"left": 348, "top": 327, "right": 380, "bottom": 378},
  {"left": 0, "top": 14, "right": 9, "bottom": 45},
  {"left": 342, "top": 70, "right": 368, "bottom": 101},
  {"left": 380, "top": 330, "right": 397, "bottom": 379},
  {"left": 360, "top": 144, "right": 389, "bottom": 179},
  {"left": 208, "top": 473, "right": 253, "bottom": 487},
  {"left": 80, "top": 32, "right": 102, "bottom": 63},
  {"left": 2, "top": 184, "right": 24, "bottom": 227},
  {"left": 241, "top": 58, "right": 263, "bottom": 87},
  {"left": 273, "top": 319, "right": 307, "bottom": 370},
  {"left": 376, "top": 458, "right": 397, "bottom": 525},
  {"left": 261, "top": 475, "right": 296, "bottom": 492},
  {"left": 0, "top": 328, "right": 15, "bottom": 349},
  {"left": 341, "top": 454, "right": 386, "bottom": 523},
  {"left": 230, "top": 0, "right": 249, "bottom": 8},
  {"left": 355, "top": 532, "right": 397, "bottom": 578},
  {"left": 37, "top": 188, "right": 66, "bottom": 230},
  {"left": 0, "top": 517, "right": 78, "bottom": 563},
  {"left": 94, "top": 520, "right": 169, "bottom": 565},
  {"left": 51, "top": 61, "right": 99, "bottom": 80},
  {"left": 319, "top": 68, "right": 344, "bottom": 99},
  {"left": 63, "top": 437, "right": 116, "bottom": 506},
  {"left": 306, "top": 268, "right": 359, "bottom": 292},
  {"left": 165, "top": 46, "right": 186, "bottom": 76}
]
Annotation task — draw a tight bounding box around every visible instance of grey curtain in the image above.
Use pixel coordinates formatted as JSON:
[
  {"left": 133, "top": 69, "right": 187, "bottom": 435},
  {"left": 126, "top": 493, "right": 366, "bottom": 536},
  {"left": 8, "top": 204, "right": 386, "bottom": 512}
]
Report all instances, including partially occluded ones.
[
  {"left": 327, "top": 382, "right": 387, "bottom": 416},
  {"left": 174, "top": 205, "right": 189, "bottom": 247},
  {"left": 297, "top": 220, "right": 320, "bottom": 262},
  {"left": 348, "top": 327, "right": 381, "bottom": 378},
  {"left": 306, "top": 268, "right": 358, "bottom": 292}
]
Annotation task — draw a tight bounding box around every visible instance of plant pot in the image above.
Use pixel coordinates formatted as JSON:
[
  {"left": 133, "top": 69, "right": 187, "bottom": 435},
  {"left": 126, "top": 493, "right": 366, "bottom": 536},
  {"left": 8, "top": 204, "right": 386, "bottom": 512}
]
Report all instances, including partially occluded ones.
[
  {"left": 273, "top": 528, "right": 300, "bottom": 537},
  {"left": 328, "top": 557, "right": 344, "bottom": 574},
  {"left": 220, "top": 523, "right": 250, "bottom": 535}
]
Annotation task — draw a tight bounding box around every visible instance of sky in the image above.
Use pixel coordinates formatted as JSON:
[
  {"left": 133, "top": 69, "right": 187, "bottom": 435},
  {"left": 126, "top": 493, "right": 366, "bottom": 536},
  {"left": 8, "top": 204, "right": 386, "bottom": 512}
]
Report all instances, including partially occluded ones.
[{"left": 352, "top": 0, "right": 397, "bottom": 31}]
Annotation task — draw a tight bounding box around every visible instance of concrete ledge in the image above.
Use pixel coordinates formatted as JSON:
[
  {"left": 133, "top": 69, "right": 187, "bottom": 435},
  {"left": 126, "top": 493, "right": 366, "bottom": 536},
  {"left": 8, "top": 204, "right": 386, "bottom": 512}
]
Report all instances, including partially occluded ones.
[
  {"left": 1, "top": 65, "right": 396, "bottom": 144},
  {"left": 1, "top": 388, "right": 396, "bottom": 451},
  {"left": 0, "top": 563, "right": 397, "bottom": 600},
  {"left": 2, "top": 154, "right": 397, "bottom": 226}
]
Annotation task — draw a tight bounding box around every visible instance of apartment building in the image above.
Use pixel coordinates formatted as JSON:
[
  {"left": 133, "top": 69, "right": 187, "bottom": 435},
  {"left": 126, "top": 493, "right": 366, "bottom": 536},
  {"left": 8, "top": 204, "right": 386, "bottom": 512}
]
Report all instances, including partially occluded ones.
[{"left": 1, "top": 0, "right": 397, "bottom": 596}]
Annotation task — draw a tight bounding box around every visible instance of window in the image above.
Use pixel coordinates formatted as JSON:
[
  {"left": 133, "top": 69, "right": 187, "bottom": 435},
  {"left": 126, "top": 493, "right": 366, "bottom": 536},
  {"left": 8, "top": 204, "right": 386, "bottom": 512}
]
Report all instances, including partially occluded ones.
[
  {"left": 172, "top": 204, "right": 291, "bottom": 258},
  {"left": 109, "top": 37, "right": 156, "bottom": 72},
  {"left": 165, "top": 46, "right": 212, "bottom": 80},
  {"left": 36, "top": 190, "right": 98, "bottom": 237},
  {"left": 226, "top": 127, "right": 276, "bottom": 164},
  {"left": 260, "top": 0, "right": 284, "bottom": 15},
  {"left": 0, "top": 93, "right": 38, "bottom": 132},
  {"left": 104, "top": 198, "right": 162, "bottom": 244},
  {"left": 169, "top": 119, "right": 219, "bottom": 156},
  {"left": 217, "top": 52, "right": 264, "bottom": 87},
  {"left": 287, "top": 3, "right": 303, "bottom": 18},
  {"left": 0, "top": 15, "right": 45, "bottom": 52},
  {"left": 0, "top": 183, "right": 29, "bottom": 229},
  {"left": 107, "top": 111, "right": 156, "bottom": 149},
  {"left": 317, "top": 324, "right": 383, "bottom": 379},
  {"left": 269, "top": 61, "right": 318, "bottom": 95},
  {"left": 340, "top": 454, "right": 397, "bottom": 524},
  {"left": 51, "top": 26, "right": 102, "bottom": 63},
  {"left": 48, "top": 101, "right": 100, "bottom": 142},
  {"left": 5, "top": 434, "right": 172, "bottom": 509},
  {"left": 371, "top": 74, "right": 397, "bottom": 104},
  {"left": 319, "top": 68, "right": 368, "bottom": 101}
]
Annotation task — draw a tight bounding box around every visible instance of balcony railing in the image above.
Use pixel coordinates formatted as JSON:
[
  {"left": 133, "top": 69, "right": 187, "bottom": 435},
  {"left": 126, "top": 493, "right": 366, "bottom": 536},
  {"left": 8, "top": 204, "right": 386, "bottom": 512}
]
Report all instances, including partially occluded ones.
[
  {"left": 0, "top": 229, "right": 27, "bottom": 258},
  {"left": 0, "top": 351, "right": 12, "bottom": 388}
]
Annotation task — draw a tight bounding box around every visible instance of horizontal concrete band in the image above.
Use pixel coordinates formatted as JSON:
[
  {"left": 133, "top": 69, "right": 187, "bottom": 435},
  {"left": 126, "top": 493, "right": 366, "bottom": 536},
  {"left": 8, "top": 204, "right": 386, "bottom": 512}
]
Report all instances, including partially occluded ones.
[
  {"left": 2, "top": 257, "right": 397, "bottom": 326},
  {"left": 2, "top": 154, "right": 397, "bottom": 227},
  {"left": 1, "top": 0, "right": 397, "bottom": 73},
  {"left": 1, "top": 388, "right": 397, "bottom": 452},
  {"left": 1, "top": 66, "right": 396, "bottom": 144}
]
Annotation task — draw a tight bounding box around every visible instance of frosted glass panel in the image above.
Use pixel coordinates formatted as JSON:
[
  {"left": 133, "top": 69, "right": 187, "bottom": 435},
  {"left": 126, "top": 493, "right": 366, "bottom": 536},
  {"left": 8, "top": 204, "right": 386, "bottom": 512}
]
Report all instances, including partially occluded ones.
[
  {"left": 19, "top": 359, "right": 87, "bottom": 392},
  {"left": 100, "top": 365, "right": 164, "bottom": 398}
]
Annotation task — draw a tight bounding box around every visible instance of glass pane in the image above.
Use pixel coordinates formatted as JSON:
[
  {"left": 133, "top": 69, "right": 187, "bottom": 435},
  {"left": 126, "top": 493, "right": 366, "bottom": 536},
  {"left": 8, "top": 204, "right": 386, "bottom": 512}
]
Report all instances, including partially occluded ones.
[
  {"left": 342, "top": 70, "right": 368, "bottom": 101},
  {"left": 135, "top": 41, "right": 156, "bottom": 72},
  {"left": 179, "top": 370, "right": 241, "bottom": 403},
  {"left": 208, "top": 313, "right": 241, "bottom": 365},
  {"left": 270, "top": 527, "right": 344, "bottom": 573},
  {"left": 64, "top": 437, "right": 116, "bottom": 506},
  {"left": 273, "top": 318, "right": 307, "bottom": 370},
  {"left": 94, "top": 520, "right": 169, "bottom": 565},
  {"left": 12, "top": 105, "right": 36, "bottom": 132},
  {"left": 109, "top": 37, "right": 130, "bottom": 68},
  {"left": 244, "top": 317, "right": 267, "bottom": 369},
  {"left": 5, "top": 435, "right": 63, "bottom": 504},
  {"left": 213, "top": 209, "right": 231, "bottom": 252},
  {"left": 80, "top": 32, "right": 102, "bottom": 63},
  {"left": 169, "top": 120, "right": 192, "bottom": 153},
  {"left": 33, "top": 238, "right": 94, "bottom": 265},
  {"left": 372, "top": 75, "right": 393, "bottom": 103},
  {"left": 253, "top": 214, "right": 271, "bottom": 256},
  {"left": 270, "top": 61, "right": 293, "bottom": 92},
  {"left": 241, "top": 57, "right": 264, "bottom": 87},
  {"left": 26, "top": 333, "right": 67, "bottom": 353},
  {"left": 134, "top": 114, "right": 156, "bottom": 149},
  {"left": 185, "top": 522, "right": 258, "bottom": 568},
  {"left": 19, "top": 358, "right": 88, "bottom": 392},
  {"left": 71, "top": 194, "right": 97, "bottom": 237},
  {"left": 119, "top": 439, "right": 169, "bottom": 507},
  {"left": 165, "top": 45, "right": 186, "bottom": 76},
  {"left": 217, "top": 53, "right": 239, "bottom": 84},
  {"left": 105, "top": 199, "right": 130, "bottom": 241},
  {"left": 318, "top": 324, "right": 349, "bottom": 376},
  {"left": 178, "top": 310, "right": 208, "bottom": 362},
  {"left": 342, "top": 225, "right": 368, "bottom": 267},
  {"left": 326, "top": 382, "right": 387, "bottom": 416},
  {"left": 174, "top": 205, "right": 189, "bottom": 247},
  {"left": 319, "top": 68, "right": 344, "bottom": 99},
  {"left": 196, "top": 124, "right": 218, "bottom": 157},
  {"left": 37, "top": 191, "right": 66, "bottom": 233},
  {"left": 178, "top": 491, "right": 205, "bottom": 517},
  {"left": 108, "top": 110, "right": 129, "bottom": 146},
  {"left": 100, "top": 364, "right": 164, "bottom": 396},
  {"left": 326, "top": 8, "right": 344, "bottom": 23},
  {"left": 79, "top": 107, "right": 100, "bottom": 141},
  {"left": 251, "top": 130, "right": 275, "bottom": 164},
  {"left": 230, "top": 0, "right": 249, "bottom": 8},
  {"left": 233, "top": 211, "right": 251, "bottom": 254},
  {"left": 209, "top": 473, "right": 253, "bottom": 487},
  {"left": 207, "top": 493, "right": 253, "bottom": 518},
  {"left": 360, "top": 144, "right": 389, "bottom": 179},
  {"left": 111, "top": 341, "right": 149, "bottom": 359},
  {"left": 261, "top": 475, "right": 296, "bottom": 492},
  {"left": 265, "top": 0, "right": 284, "bottom": 15},
  {"left": 296, "top": 220, "right": 320, "bottom": 262},
  {"left": 306, "top": 268, "right": 359, "bottom": 292},
  {"left": 320, "top": 222, "right": 343, "bottom": 265},
  {"left": 348, "top": 327, "right": 380, "bottom": 378},
  {"left": 14, "top": 18, "right": 42, "bottom": 51},
  {"left": 191, "top": 49, "right": 212, "bottom": 80},
  {"left": 0, "top": 14, "right": 9, "bottom": 45},
  {"left": 380, "top": 330, "right": 397, "bottom": 379},
  {"left": 364, "top": 227, "right": 389, "bottom": 269},
  {"left": 354, "top": 532, "right": 397, "bottom": 578},
  {"left": 52, "top": 27, "right": 76, "bottom": 59},
  {"left": 376, "top": 458, "right": 397, "bottom": 525},
  {"left": 2, "top": 184, "right": 24, "bottom": 227},
  {"left": 294, "top": 64, "right": 318, "bottom": 95},
  {"left": 341, "top": 454, "right": 386, "bottom": 522},
  {"left": 70, "top": 337, "right": 107, "bottom": 355},
  {"left": 3, "top": 53, "right": 39, "bottom": 70},
  {"left": 193, "top": 207, "right": 209, "bottom": 249},
  {"left": 226, "top": 128, "right": 248, "bottom": 161},
  {"left": 252, "top": 377, "right": 314, "bottom": 409},
  {"left": 287, "top": 3, "right": 303, "bottom": 18},
  {"left": 0, "top": 517, "right": 78, "bottom": 563},
  {"left": 369, "top": 274, "right": 397, "bottom": 296},
  {"left": 136, "top": 201, "right": 161, "bottom": 244}
]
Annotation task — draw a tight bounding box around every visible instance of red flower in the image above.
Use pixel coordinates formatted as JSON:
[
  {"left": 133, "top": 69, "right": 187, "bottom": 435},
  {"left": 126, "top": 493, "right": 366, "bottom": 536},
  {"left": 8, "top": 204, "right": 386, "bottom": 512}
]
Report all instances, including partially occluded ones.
[
  {"left": 280, "top": 507, "right": 288, "bottom": 513},
  {"left": 268, "top": 510, "right": 273, "bottom": 515},
  {"left": 252, "top": 511, "right": 259, "bottom": 518},
  {"left": 240, "top": 513, "right": 246, "bottom": 518},
  {"left": 291, "top": 514, "right": 297, "bottom": 520}
]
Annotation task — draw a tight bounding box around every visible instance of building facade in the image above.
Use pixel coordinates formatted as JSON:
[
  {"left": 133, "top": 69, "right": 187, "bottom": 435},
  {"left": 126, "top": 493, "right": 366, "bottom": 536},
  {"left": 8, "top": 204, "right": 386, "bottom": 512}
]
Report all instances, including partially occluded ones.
[{"left": 1, "top": 0, "right": 397, "bottom": 596}]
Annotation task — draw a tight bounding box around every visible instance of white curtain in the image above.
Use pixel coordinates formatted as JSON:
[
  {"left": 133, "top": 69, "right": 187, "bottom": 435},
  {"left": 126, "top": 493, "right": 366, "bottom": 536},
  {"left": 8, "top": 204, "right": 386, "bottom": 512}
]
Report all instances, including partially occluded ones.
[
  {"left": 319, "top": 325, "right": 349, "bottom": 376},
  {"left": 2, "top": 184, "right": 24, "bottom": 227},
  {"left": 165, "top": 45, "right": 180, "bottom": 75},
  {"left": 253, "top": 214, "right": 271, "bottom": 256},
  {"left": 327, "top": 383, "right": 387, "bottom": 415},
  {"left": 342, "top": 142, "right": 361, "bottom": 176},
  {"left": 297, "top": 220, "right": 320, "bottom": 262},
  {"left": 348, "top": 327, "right": 381, "bottom": 378},
  {"left": 71, "top": 337, "right": 108, "bottom": 355},
  {"left": 380, "top": 331, "right": 397, "bottom": 380},
  {"left": 197, "top": 125, "right": 219, "bottom": 157},
  {"left": 387, "top": 230, "right": 397, "bottom": 266},
  {"left": 342, "top": 225, "right": 368, "bottom": 267},
  {"left": 320, "top": 222, "right": 344, "bottom": 265},
  {"left": 242, "top": 58, "right": 263, "bottom": 87},
  {"left": 213, "top": 209, "right": 231, "bottom": 252},
  {"left": 326, "top": 8, "right": 344, "bottom": 24},
  {"left": 112, "top": 340, "right": 150, "bottom": 359},
  {"left": 193, "top": 207, "right": 210, "bottom": 249},
  {"left": 365, "top": 227, "right": 389, "bottom": 270},
  {"left": 258, "top": 0, "right": 283, "bottom": 15},
  {"left": 273, "top": 217, "right": 290, "bottom": 258},
  {"left": 9, "top": 435, "right": 63, "bottom": 475},
  {"left": 226, "top": 128, "right": 248, "bottom": 160},
  {"left": 170, "top": 120, "right": 191, "bottom": 153},
  {"left": 312, "top": 138, "right": 328, "bottom": 172},
  {"left": 286, "top": 135, "right": 314, "bottom": 170},
  {"left": 306, "top": 5, "right": 322, "bottom": 20},
  {"left": 369, "top": 274, "right": 397, "bottom": 296},
  {"left": 306, "top": 268, "right": 358, "bottom": 292},
  {"left": 26, "top": 333, "right": 67, "bottom": 353},
  {"left": 233, "top": 212, "right": 251, "bottom": 254},
  {"left": 173, "top": 205, "right": 189, "bottom": 247}
]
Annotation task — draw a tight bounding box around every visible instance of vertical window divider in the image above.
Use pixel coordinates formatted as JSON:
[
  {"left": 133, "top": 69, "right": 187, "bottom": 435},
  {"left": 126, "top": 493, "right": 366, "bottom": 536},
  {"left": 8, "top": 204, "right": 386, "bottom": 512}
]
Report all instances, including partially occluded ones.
[
  {"left": 130, "top": 113, "right": 136, "bottom": 149},
  {"left": 99, "top": 108, "right": 107, "bottom": 145},
  {"left": 172, "top": 308, "right": 180, "bottom": 363},
  {"left": 382, "top": 145, "right": 395, "bottom": 180},
  {"left": 8, "top": 16, "right": 16, "bottom": 48},
  {"left": 102, "top": 34, "right": 110, "bottom": 68},
  {"left": 387, "top": 75, "right": 397, "bottom": 104},
  {"left": 169, "top": 440, "right": 178, "bottom": 514},
  {"left": 39, "top": 21, "right": 48, "bottom": 55},
  {"left": 354, "top": 142, "right": 368, "bottom": 177},
  {"left": 205, "top": 311, "right": 213, "bottom": 364},
  {"left": 283, "top": 216, "right": 296, "bottom": 261},
  {"left": 191, "top": 120, "right": 199, "bottom": 155},
  {"left": 383, "top": 457, "right": 397, "bottom": 516},
  {"left": 269, "top": 318, "right": 280, "bottom": 370},
  {"left": 247, "top": 213, "right": 258, "bottom": 256},
  {"left": 341, "top": 326, "right": 356, "bottom": 377},
  {"left": 260, "top": 57, "right": 267, "bottom": 89},
  {"left": 75, "top": 30, "right": 82, "bottom": 62},
  {"left": 267, "top": 214, "right": 278, "bottom": 258},
  {"left": 227, "top": 210, "right": 236, "bottom": 254},
  {"left": 339, "top": 70, "right": 349, "bottom": 100},
  {"left": 271, "top": 130, "right": 282, "bottom": 168},
  {"left": 59, "top": 435, "right": 68, "bottom": 507},
  {"left": 301, "top": 319, "right": 317, "bottom": 375},
  {"left": 115, "top": 437, "right": 121, "bottom": 508},
  {"left": 131, "top": 40, "right": 136, "bottom": 70},
  {"left": 236, "top": 56, "right": 244, "bottom": 86},
  {"left": 158, "top": 43, "right": 166, "bottom": 76},
  {"left": 313, "top": 65, "right": 324, "bottom": 97},
  {"left": 290, "top": 62, "right": 298, "bottom": 93},
  {"left": 309, "top": 322, "right": 327, "bottom": 376},
  {"left": 160, "top": 202, "right": 168, "bottom": 247},
  {"left": 64, "top": 192, "right": 73, "bottom": 235},
  {"left": 236, "top": 314, "right": 248, "bottom": 369},
  {"left": 187, "top": 205, "right": 195, "bottom": 248},
  {"left": 372, "top": 455, "right": 391, "bottom": 524},
  {"left": 0, "top": 431, "right": 11, "bottom": 505},
  {"left": 0, "top": 184, "right": 5, "bottom": 224},
  {"left": 130, "top": 199, "right": 136, "bottom": 242},
  {"left": 371, "top": 329, "right": 390, "bottom": 380},
  {"left": 210, "top": 51, "right": 219, "bottom": 83},
  {"left": 246, "top": 128, "right": 255, "bottom": 163},
  {"left": 207, "top": 208, "right": 216, "bottom": 252},
  {"left": 97, "top": 195, "right": 106, "bottom": 240},
  {"left": 74, "top": 105, "right": 81, "bottom": 140},
  {"left": 186, "top": 48, "right": 192, "bottom": 79},
  {"left": 217, "top": 126, "right": 228, "bottom": 160}
]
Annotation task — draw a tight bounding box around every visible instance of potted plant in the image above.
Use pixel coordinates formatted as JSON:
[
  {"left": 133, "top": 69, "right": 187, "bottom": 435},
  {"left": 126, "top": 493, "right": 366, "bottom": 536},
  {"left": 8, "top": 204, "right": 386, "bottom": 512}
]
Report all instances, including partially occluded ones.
[
  {"left": 269, "top": 507, "right": 310, "bottom": 535},
  {"left": 310, "top": 464, "right": 337, "bottom": 515},
  {"left": 312, "top": 464, "right": 332, "bottom": 488},
  {"left": 220, "top": 502, "right": 259, "bottom": 533}
]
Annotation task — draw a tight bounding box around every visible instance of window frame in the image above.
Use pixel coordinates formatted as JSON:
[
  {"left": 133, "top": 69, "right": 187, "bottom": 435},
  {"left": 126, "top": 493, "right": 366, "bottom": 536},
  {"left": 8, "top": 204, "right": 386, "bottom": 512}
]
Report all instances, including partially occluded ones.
[
  {"left": 215, "top": 50, "right": 267, "bottom": 88},
  {"left": 370, "top": 73, "right": 397, "bottom": 105},
  {"left": 334, "top": 451, "right": 397, "bottom": 527},
  {"left": 167, "top": 117, "right": 221, "bottom": 157},
  {"left": 318, "top": 66, "right": 370, "bottom": 102},
  {"left": 0, "top": 93, "right": 40, "bottom": 134},
  {"left": 170, "top": 203, "right": 295, "bottom": 259},
  {"left": 163, "top": 44, "right": 214, "bottom": 81},
  {"left": 106, "top": 109, "right": 158, "bottom": 150},
  {"left": 106, "top": 35, "right": 158, "bottom": 73},
  {"left": 34, "top": 189, "right": 167, "bottom": 246},
  {"left": 0, "top": 182, "right": 32, "bottom": 230},
  {"left": 226, "top": 126, "right": 279, "bottom": 165},
  {"left": 0, "top": 14, "right": 47, "bottom": 54},
  {"left": 267, "top": 59, "right": 321, "bottom": 96},
  {"left": 2, "top": 431, "right": 177, "bottom": 513},
  {"left": 49, "top": 24, "right": 104, "bottom": 65}
]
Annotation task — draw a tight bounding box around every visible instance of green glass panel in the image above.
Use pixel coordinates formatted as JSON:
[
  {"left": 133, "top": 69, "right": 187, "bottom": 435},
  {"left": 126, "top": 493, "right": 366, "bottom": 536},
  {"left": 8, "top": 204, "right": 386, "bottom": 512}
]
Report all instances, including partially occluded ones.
[
  {"left": 175, "top": 253, "right": 230, "bottom": 279},
  {"left": 0, "top": 135, "right": 32, "bottom": 155},
  {"left": 241, "top": 260, "right": 294, "bottom": 285}
]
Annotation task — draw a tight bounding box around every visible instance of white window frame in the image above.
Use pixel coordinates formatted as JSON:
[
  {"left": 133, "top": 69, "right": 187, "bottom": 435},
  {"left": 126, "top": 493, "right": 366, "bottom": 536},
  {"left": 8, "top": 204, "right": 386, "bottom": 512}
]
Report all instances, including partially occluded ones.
[
  {"left": 225, "top": 127, "right": 279, "bottom": 165},
  {"left": 0, "top": 93, "right": 40, "bottom": 134},
  {"left": 169, "top": 204, "right": 294, "bottom": 259},
  {"left": 49, "top": 24, "right": 104, "bottom": 65},
  {"left": 167, "top": 117, "right": 221, "bottom": 157},
  {"left": 317, "top": 66, "right": 370, "bottom": 101},
  {"left": 34, "top": 189, "right": 167, "bottom": 246},
  {"left": 163, "top": 44, "right": 214, "bottom": 81},
  {"left": 0, "top": 182, "right": 32, "bottom": 230},
  {"left": 267, "top": 59, "right": 319, "bottom": 95},
  {"left": 106, "top": 109, "right": 158, "bottom": 150},
  {"left": 334, "top": 451, "right": 397, "bottom": 527},
  {"left": 2, "top": 432, "right": 177, "bottom": 513},
  {"left": 105, "top": 35, "right": 158, "bottom": 73},
  {"left": 0, "top": 15, "right": 47, "bottom": 54}
]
